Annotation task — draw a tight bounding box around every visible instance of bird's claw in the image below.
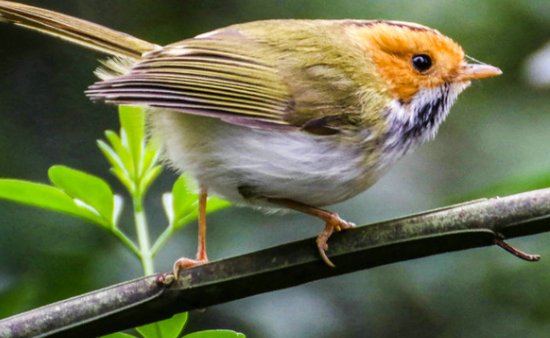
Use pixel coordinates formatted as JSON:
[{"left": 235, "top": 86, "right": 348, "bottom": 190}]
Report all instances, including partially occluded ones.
[
  {"left": 316, "top": 214, "right": 355, "bottom": 268},
  {"left": 172, "top": 257, "right": 208, "bottom": 280}
]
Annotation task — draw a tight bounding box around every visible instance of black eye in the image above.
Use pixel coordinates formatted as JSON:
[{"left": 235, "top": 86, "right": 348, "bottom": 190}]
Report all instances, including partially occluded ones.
[{"left": 412, "top": 54, "right": 432, "bottom": 72}]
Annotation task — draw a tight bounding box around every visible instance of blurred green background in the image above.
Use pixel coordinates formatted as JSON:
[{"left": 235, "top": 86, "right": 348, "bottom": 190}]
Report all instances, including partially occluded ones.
[{"left": 1, "top": 1, "right": 550, "bottom": 337}]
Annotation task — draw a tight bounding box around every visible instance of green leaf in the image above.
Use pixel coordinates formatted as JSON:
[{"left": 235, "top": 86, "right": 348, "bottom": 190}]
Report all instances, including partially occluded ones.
[
  {"left": 119, "top": 105, "right": 146, "bottom": 176},
  {"left": 136, "top": 312, "right": 188, "bottom": 338},
  {"left": 48, "top": 165, "right": 115, "bottom": 225},
  {"left": 182, "top": 330, "right": 246, "bottom": 338},
  {"left": 172, "top": 195, "right": 230, "bottom": 229},
  {"left": 99, "top": 137, "right": 128, "bottom": 173},
  {"left": 173, "top": 209, "right": 199, "bottom": 230},
  {"left": 170, "top": 176, "right": 230, "bottom": 229},
  {"left": 171, "top": 176, "right": 197, "bottom": 226},
  {"left": 112, "top": 195, "right": 124, "bottom": 227},
  {"left": 162, "top": 193, "right": 174, "bottom": 224},
  {"left": 206, "top": 197, "right": 231, "bottom": 215},
  {"left": 111, "top": 167, "right": 135, "bottom": 193},
  {"left": 175, "top": 196, "right": 231, "bottom": 228},
  {"left": 98, "top": 139, "right": 135, "bottom": 193},
  {"left": 0, "top": 179, "right": 105, "bottom": 226},
  {"left": 101, "top": 333, "right": 137, "bottom": 338},
  {"left": 105, "top": 130, "right": 135, "bottom": 178},
  {"left": 142, "top": 137, "right": 161, "bottom": 174},
  {"left": 138, "top": 165, "right": 162, "bottom": 195}
]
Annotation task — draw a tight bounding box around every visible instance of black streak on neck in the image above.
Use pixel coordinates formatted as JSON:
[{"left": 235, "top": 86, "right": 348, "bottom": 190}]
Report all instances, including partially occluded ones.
[{"left": 386, "top": 84, "right": 450, "bottom": 150}]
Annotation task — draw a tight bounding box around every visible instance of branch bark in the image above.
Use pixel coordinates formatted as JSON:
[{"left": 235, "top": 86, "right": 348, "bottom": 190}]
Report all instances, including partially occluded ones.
[{"left": 2, "top": 188, "right": 550, "bottom": 338}]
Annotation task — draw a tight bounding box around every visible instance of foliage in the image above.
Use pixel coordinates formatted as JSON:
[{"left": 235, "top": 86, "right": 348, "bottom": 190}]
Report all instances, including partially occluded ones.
[
  {"left": 103, "top": 312, "right": 245, "bottom": 338},
  {"left": 0, "top": 106, "right": 237, "bottom": 337}
]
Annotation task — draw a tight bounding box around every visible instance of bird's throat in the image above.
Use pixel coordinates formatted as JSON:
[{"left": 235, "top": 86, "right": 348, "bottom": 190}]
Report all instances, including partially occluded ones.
[{"left": 382, "top": 82, "right": 467, "bottom": 157}]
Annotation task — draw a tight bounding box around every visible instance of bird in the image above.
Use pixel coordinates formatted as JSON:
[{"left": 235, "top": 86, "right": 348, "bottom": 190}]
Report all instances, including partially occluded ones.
[{"left": 0, "top": 1, "right": 502, "bottom": 276}]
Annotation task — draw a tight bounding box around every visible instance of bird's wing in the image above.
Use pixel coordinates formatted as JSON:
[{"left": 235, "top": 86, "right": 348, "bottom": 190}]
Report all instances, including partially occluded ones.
[{"left": 87, "top": 31, "right": 300, "bottom": 130}]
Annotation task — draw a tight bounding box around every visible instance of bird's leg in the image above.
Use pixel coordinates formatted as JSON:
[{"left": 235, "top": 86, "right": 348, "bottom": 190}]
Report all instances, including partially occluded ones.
[
  {"left": 268, "top": 198, "right": 355, "bottom": 267},
  {"left": 196, "top": 186, "right": 209, "bottom": 262},
  {"left": 172, "top": 185, "right": 209, "bottom": 279}
]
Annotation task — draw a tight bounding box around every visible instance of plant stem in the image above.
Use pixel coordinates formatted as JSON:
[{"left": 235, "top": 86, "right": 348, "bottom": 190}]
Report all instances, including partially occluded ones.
[
  {"left": 112, "top": 227, "right": 141, "bottom": 257},
  {"left": 133, "top": 195, "right": 154, "bottom": 275},
  {"left": 151, "top": 225, "right": 173, "bottom": 257}
]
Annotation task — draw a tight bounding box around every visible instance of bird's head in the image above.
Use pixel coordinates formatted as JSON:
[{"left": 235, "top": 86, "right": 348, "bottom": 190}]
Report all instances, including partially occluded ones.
[{"left": 350, "top": 20, "right": 501, "bottom": 147}]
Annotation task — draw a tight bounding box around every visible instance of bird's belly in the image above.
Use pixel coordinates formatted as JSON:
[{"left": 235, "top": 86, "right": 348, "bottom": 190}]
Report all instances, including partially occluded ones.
[{"left": 151, "top": 111, "right": 379, "bottom": 207}]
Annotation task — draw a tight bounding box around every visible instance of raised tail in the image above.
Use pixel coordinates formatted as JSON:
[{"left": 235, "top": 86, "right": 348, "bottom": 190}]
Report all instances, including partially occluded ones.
[{"left": 0, "top": 1, "right": 160, "bottom": 59}]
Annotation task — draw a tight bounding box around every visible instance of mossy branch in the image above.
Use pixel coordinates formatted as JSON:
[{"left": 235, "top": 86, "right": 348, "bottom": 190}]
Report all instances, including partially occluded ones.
[{"left": 2, "top": 188, "right": 550, "bottom": 338}]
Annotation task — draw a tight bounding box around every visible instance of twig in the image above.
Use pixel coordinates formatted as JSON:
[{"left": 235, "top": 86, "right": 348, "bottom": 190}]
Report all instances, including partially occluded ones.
[{"left": 1, "top": 188, "right": 550, "bottom": 338}]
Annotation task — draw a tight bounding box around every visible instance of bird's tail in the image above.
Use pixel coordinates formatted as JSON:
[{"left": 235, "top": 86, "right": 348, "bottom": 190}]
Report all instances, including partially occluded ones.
[{"left": 0, "top": 1, "right": 159, "bottom": 59}]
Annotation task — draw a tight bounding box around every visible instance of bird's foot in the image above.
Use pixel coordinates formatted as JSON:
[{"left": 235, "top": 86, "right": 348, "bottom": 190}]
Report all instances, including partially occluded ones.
[
  {"left": 172, "top": 257, "right": 209, "bottom": 280},
  {"left": 316, "top": 213, "right": 355, "bottom": 268}
]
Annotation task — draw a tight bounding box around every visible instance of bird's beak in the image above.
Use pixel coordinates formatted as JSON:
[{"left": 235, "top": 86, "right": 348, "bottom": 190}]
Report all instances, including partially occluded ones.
[{"left": 456, "top": 63, "right": 502, "bottom": 82}]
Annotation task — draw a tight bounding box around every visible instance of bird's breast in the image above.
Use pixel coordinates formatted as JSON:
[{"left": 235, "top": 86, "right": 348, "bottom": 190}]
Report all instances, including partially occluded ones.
[{"left": 151, "top": 110, "right": 384, "bottom": 207}]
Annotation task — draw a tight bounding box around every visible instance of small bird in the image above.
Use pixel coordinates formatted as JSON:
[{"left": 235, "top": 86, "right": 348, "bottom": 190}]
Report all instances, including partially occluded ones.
[{"left": 0, "top": 1, "right": 501, "bottom": 275}]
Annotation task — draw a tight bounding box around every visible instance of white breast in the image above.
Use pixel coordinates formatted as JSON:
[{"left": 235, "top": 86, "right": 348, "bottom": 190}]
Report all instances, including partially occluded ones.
[{"left": 151, "top": 111, "right": 379, "bottom": 207}]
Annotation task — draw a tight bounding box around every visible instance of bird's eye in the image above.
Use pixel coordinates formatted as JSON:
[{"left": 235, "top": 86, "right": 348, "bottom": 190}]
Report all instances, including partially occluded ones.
[{"left": 411, "top": 54, "right": 432, "bottom": 72}]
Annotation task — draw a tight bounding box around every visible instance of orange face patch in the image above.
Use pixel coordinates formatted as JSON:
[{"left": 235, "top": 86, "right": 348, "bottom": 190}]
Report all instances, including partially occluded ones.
[{"left": 352, "top": 22, "right": 465, "bottom": 103}]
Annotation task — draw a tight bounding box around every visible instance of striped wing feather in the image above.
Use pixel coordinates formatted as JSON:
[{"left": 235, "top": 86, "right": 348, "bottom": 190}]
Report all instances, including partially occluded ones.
[{"left": 87, "top": 34, "right": 296, "bottom": 129}]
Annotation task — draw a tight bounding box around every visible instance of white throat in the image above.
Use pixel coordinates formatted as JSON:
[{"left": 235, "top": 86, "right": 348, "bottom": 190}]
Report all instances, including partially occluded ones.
[{"left": 383, "top": 82, "right": 469, "bottom": 156}]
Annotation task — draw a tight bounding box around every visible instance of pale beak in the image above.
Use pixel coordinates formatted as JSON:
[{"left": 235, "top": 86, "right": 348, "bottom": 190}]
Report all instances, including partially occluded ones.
[{"left": 456, "top": 63, "right": 502, "bottom": 82}]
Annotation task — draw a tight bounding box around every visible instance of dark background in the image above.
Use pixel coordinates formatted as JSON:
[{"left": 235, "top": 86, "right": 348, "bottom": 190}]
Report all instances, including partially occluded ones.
[{"left": 1, "top": 1, "right": 550, "bottom": 337}]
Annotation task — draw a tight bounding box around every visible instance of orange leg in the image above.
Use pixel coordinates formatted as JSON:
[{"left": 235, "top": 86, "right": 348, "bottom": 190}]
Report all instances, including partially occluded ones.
[
  {"left": 172, "top": 186, "right": 209, "bottom": 279},
  {"left": 269, "top": 198, "right": 355, "bottom": 267},
  {"left": 196, "top": 186, "right": 209, "bottom": 262}
]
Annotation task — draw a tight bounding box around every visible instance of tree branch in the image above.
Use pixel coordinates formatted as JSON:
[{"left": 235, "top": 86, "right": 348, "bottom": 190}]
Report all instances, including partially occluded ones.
[{"left": 2, "top": 188, "right": 550, "bottom": 338}]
